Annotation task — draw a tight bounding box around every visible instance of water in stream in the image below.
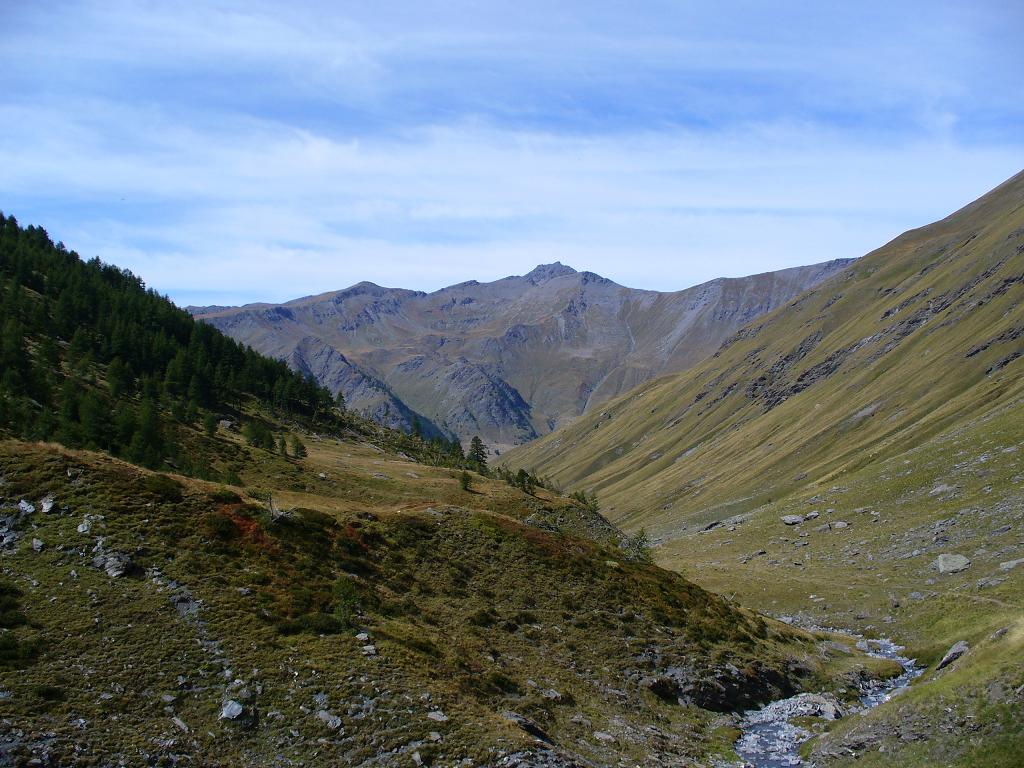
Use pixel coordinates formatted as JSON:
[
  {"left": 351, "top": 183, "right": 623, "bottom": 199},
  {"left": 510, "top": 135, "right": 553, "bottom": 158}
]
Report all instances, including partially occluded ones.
[{"left": 733, "top": 636, "right": 923, "bottom": 767}]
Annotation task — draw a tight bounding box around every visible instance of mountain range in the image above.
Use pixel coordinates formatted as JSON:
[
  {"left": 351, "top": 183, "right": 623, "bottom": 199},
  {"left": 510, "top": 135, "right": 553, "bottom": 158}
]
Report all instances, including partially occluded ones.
[{"left": 190, "top": 259, "right": 852, "bottom": 451}]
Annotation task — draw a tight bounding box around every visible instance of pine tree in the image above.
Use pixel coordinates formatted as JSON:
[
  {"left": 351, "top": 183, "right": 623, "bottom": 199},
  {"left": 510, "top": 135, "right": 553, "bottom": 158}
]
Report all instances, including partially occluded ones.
[
  {"left": 290, "top": 435, "right": 308, "bottom": 459},
  {"left": 468, "top": 435, "right": 488, "bottom": 469},
  {"left": 128, "top": 398, "right": 164, "bottom": 469}
]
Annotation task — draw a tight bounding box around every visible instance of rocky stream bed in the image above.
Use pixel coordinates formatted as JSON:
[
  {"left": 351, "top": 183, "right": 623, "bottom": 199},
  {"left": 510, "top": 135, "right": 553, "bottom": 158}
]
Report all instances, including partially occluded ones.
[{"left": 732, "top": 636, "right": 923, "bottom": 767}]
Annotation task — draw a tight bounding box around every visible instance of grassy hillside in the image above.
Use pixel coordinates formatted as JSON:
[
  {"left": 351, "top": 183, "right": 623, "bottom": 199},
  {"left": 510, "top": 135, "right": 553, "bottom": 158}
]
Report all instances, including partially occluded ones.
[
  {"left": 506, "top": 169, "right": 1024, "bottom": 765},
  {"left": 0, "top": 434, "right": 888, "bottom": 767},
  {"left": 505, "top": 170, "right": 1024, "bottom": 537}
]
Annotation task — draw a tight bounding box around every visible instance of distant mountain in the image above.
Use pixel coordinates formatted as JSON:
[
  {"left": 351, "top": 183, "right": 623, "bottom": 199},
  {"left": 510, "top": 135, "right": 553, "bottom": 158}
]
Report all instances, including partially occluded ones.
[{"left": 191, "top": 259, "right": 852, "bottom": 449}]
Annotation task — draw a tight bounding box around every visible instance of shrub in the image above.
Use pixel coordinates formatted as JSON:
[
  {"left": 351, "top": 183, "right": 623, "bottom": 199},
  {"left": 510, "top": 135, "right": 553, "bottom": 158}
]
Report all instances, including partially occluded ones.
[
  {"left": 142, "top": 473, "right": 184, "bottom": 503},
  {"left": 209, "top": 488, "right": 241, "bottom": 504}
]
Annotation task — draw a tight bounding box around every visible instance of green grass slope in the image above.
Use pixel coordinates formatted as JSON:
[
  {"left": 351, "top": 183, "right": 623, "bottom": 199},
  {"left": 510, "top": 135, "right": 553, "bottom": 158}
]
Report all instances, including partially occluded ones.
[
  {"left": 0, "top": 435, "right": 880, "bottom": 767},
  {"left": 505, "top": 169, "right": 1024, "bottom": 765},
  {"left": 506, "top": 168, "right": 1024, "bottom": 542}
]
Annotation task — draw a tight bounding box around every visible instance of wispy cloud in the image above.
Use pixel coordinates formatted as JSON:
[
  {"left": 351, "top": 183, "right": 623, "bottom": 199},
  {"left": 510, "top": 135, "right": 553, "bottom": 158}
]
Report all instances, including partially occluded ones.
[{"left": 2, "top": 1, "right": 1022, "bottom": 305}]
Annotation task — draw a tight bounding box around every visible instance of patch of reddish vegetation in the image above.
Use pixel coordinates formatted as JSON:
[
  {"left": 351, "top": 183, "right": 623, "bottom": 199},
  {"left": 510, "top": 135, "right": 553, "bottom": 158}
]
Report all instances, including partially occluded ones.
[
  {"left": 340, "top": 524, "right": 369, "bottom": 552},
  {"left": 223, "top": 507, "right": 280, "bottom": 554}
]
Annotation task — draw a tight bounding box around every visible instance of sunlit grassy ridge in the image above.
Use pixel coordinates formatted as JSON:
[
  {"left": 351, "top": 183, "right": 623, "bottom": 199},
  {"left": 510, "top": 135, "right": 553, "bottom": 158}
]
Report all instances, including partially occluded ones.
[{"left": 506, "top": 169, "right": 1024, "bottom": 765}]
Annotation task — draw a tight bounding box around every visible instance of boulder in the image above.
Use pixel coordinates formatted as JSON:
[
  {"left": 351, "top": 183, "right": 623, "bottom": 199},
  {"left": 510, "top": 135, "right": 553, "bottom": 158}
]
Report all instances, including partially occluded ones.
[
  {"left": 97, "top": 552, "right": 133, "bottom": 578},
  {"left": 932, "top": 554, "right": 971, "bottom": 574},
  {"left": 936, "top": 640, "right": 969, "bottom": 670},
  {"left": 502, "top": 711, "right": 552, "bottom": 743},
  {"left": 220, "top": 700, "right": 244, "bottom": 720},
  {"left": 999, "top": 558, "right": 1024, "bottom": 572},
  {"left": 781, "top": 515, "right": 804, "bottom": 526},
  {"left": 316, "top": 710, "right": 343, "bottom": 730},
  {"left": 427, "top": 710, "right": 448, "bottom": 722}
]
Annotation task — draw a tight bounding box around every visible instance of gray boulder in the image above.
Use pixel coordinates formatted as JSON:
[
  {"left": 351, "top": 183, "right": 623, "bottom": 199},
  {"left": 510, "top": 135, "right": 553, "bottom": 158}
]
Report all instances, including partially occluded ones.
[
  {"left": 936, "top": 640, "right": 969, "bottom": 670},
  {"left": 781, "top": 515, "right": 804, "bottom": 526},
  {"left": 932, "top": 554, "right": 971, "bottom": 574}
]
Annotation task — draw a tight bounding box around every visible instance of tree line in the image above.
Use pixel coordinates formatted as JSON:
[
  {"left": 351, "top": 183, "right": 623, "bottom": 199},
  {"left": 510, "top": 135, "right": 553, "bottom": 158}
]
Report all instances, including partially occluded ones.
[{"left": 0, "top": 213, "right": 339, "bottom": 468}]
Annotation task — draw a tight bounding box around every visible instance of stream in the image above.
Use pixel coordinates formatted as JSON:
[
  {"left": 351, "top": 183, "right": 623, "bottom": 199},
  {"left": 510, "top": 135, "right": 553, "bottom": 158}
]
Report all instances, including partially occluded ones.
[{"left": 732, "top": 635, "right": 923, "bottom": 767}]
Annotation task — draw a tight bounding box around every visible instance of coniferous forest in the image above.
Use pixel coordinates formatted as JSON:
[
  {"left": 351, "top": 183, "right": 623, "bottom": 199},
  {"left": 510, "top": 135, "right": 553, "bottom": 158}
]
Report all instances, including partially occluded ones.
[{"left": 0, "top": 213, "right": 470, "bottom": 476}]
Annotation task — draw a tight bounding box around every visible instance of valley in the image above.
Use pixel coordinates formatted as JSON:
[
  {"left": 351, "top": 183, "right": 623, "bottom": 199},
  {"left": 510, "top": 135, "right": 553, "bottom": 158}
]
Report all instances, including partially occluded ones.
[{"left": 1, "top": 171, "right": 1022, "bottom": 766}]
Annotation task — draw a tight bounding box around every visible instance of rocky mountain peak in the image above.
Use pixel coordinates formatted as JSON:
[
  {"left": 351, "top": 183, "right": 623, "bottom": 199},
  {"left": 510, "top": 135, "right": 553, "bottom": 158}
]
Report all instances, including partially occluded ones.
[{"left": 524, "top": 262, "right": 579, "bottom": 283}]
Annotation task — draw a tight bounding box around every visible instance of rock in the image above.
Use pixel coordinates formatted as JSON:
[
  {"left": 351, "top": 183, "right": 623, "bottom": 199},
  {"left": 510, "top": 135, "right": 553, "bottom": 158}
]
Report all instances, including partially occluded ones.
[
  {"left": 40, "top": 495, "right": 55, "bottom": 514},
  {"left": 781, "top": 515, "right": 804, "bottom": 526},
  {"left": 804, "top": 511, "right": 820, "bottom": 520},
  {"left": 932, "top": 553, "right": 971, "bottom": 574},
  {"left": 832, "top": 521, "right": 850, "bottom": 529},
  {"left": 977, "top": 577, "right": 1006, "bottom": 589},
  {"left": 172, "top": 717, "right": 189, "bottom": 733},
  {"left": 77, "top": 514, "right": 103, "bottom": 534},
  {"left": 642, "top": 676, "right": 681, "bottom": 702},
  {"left": 427, "top": 710, "right": 448, "bottom": 722},
  {"left": 999, "top": 558, "right": 1024, "bottom": 571},
  {"left": 593, "top": 731, "right": 616, "bottom": 743},
  {"left": 218, "top": 419, "right": 234, "bottom": 430},
  {"left": 18, "top": 500, "right": 35, "bottom": 515},
  {"left": 219, "top": 700, "right": 244, "bottom": 720},
  {"left": 317, "top": 472, "right": 327, "bottom": 479},
  {"left": 97, "top": 552, "right": 132, "bottom": 578},
  {"left": 316, "top": 710, "right": 343, "bottom": 730},
  {"left": 541, "top": 688, "right": 563, "bottom": 702},
  {"left": 355, "top": 632, "right": 370, "bottom": 642},
  {"left": 936, "top": 640, "right": 969, "bottom": 670},
  {"left": 502, "top": 711, "right": 552, "bottom": 743},
  {"left": 31, "top": 538, "right": 44, "bottom": 552},
  {"left": 361, "top": 644, "right": 377, "bottom": 656}
]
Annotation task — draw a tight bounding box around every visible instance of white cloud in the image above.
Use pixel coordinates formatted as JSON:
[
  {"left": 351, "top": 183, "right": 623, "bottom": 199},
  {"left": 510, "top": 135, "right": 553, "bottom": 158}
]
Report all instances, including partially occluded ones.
[{"left": 2, "top": 1, "right": 1022, "bottom": 305}]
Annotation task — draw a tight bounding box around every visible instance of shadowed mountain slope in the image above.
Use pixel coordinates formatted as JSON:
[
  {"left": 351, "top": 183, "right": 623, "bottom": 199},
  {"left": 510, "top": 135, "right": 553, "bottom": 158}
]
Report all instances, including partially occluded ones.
[{"left": 191, "top": 260, "right": 852, "bottom": 450}]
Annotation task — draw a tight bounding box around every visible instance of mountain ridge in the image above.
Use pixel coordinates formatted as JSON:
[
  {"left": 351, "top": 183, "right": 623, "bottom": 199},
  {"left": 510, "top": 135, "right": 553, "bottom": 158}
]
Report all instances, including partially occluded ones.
[{"left": 191, "top": 258, "right": 854, "bottom": 449}]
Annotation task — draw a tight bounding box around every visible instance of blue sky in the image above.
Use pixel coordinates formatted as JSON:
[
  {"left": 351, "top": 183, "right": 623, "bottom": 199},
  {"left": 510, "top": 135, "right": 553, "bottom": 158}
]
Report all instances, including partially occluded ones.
[{"left": 2, "top": 1, "right": 1022, "bottom": 306}]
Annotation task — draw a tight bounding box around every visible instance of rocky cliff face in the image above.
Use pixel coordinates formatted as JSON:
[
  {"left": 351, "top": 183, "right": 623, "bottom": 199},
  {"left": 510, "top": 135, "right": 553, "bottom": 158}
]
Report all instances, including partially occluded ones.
[{"left": 191, "top": 259, "right": 853, "bottom": 449}]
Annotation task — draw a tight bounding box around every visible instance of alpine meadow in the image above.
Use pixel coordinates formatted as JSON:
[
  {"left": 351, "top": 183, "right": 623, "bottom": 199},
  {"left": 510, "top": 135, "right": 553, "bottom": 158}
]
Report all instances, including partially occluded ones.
[{"left": 2, "top": 2, "right": 1022, "bottom": 767}]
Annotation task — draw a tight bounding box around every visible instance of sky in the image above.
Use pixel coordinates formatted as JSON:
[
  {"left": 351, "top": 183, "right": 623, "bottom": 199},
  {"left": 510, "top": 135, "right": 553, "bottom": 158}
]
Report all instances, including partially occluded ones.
[{"left": 2, "top": 1, "right": 1022, "bottom": 307}]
